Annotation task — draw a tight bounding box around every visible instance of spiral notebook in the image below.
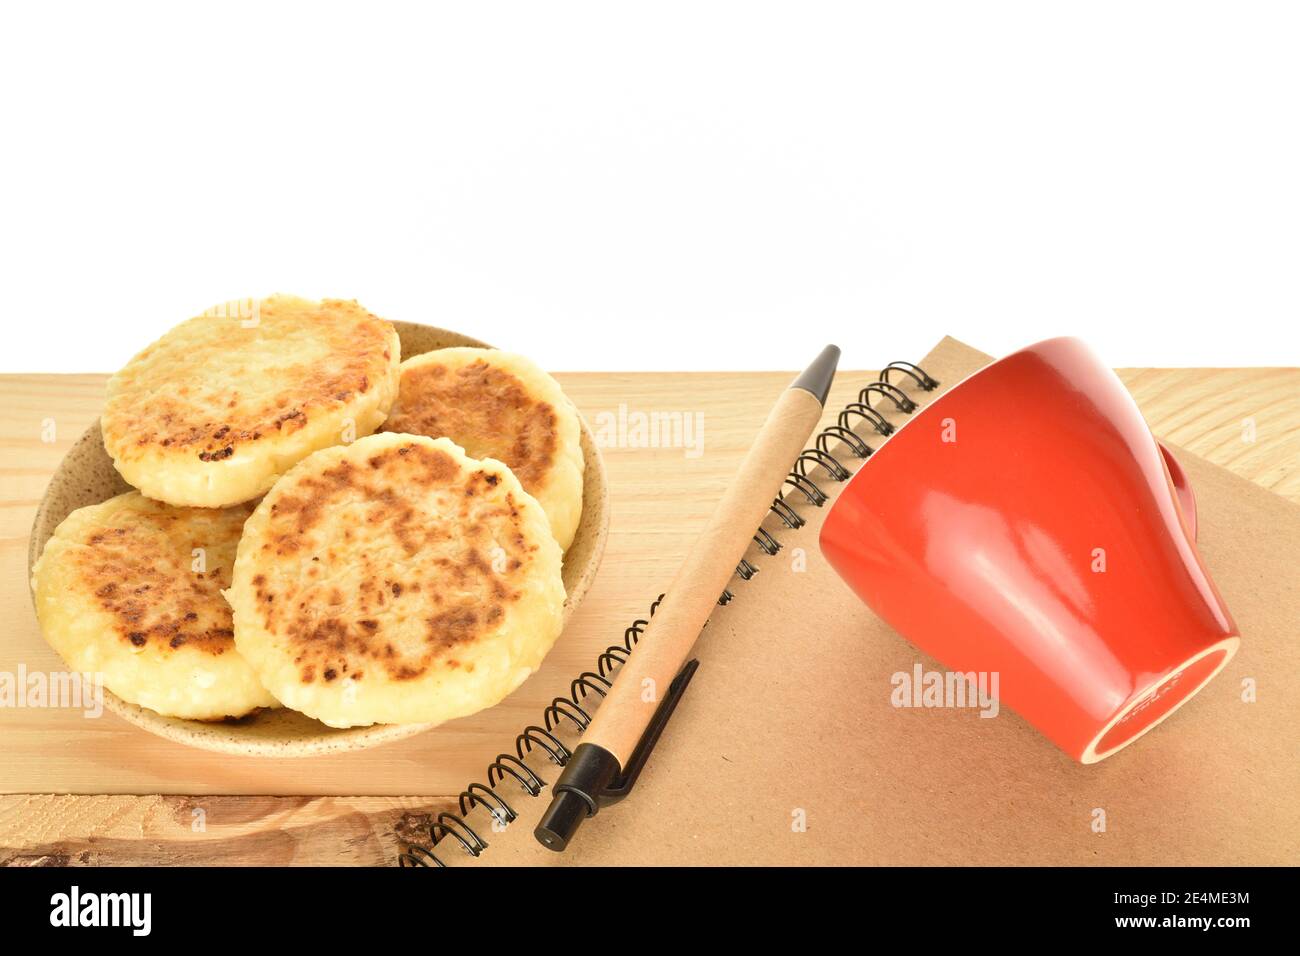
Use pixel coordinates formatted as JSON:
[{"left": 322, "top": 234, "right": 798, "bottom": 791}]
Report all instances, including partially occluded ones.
[{"left": 402, "top": 336, "right": 1300, "bottom": 867}]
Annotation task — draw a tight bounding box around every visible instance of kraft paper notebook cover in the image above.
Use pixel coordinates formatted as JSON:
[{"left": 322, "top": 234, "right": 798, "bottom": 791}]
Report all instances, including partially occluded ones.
[{"left": 418, "top": 336, "right": 1299, "bottom": 867}]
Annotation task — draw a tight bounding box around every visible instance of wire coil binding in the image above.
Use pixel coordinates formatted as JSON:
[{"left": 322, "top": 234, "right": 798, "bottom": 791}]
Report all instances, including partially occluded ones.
[{"left": 397, "top": 360, "right": 937, "bottom": 866}]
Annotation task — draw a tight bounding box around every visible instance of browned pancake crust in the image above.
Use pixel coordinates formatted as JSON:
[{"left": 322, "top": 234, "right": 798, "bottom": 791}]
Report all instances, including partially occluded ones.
[
  {"left": 67, "top": 502, "right": 254, "bottom": 657},
  {"left": 106, "top": 298, "right": 394, "bottom": 463},
  {"left": 247, "top": 440, "right": 537, "bottom": 686},
  {"left": 383, "top": 358, "right": 558, "bottom": 488}
]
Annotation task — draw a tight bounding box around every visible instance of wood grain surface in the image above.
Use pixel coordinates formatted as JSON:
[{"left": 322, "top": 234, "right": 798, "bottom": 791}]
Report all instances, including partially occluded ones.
[{"left": 2, "top": 362, "right": 1297, "bottom": 865}]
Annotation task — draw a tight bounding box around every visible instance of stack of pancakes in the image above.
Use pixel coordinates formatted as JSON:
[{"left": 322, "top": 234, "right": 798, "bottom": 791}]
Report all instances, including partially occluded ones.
[{"left": 31, "top": 295, "right": 584, "bottom": 729}]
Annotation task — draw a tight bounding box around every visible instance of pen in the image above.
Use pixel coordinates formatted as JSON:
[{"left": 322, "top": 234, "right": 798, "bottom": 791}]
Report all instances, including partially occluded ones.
[{"left": 535, "top": 345, "right": 841, "bottom": 851}]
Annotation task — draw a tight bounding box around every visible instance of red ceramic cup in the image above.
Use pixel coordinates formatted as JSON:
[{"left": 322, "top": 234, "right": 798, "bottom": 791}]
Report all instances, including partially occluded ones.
[{"left": 820, "top": 337, "right": 1238, "bottom": 763}]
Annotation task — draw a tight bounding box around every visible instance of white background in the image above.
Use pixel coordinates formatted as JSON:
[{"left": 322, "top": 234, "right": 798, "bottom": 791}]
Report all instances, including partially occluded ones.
[{"left": 2, "top": 1, "right": 1297, "bottom": 372}]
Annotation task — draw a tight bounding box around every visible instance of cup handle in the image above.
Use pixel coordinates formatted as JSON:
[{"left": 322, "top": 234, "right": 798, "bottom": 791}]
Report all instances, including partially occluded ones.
[{"left": 1158, "top": 441, "right": 1197, "bottom": 541}]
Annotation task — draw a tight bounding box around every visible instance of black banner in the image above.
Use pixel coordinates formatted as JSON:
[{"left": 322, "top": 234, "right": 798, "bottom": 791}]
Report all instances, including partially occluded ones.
[{"left": 0, "top": 865, "right": 1284, "bottom": 940}]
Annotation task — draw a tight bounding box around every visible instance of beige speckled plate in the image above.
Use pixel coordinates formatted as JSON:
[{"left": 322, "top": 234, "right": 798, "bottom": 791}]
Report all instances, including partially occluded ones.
[{"left": 26, "top": 321, "right": 609, "bottom": 757}]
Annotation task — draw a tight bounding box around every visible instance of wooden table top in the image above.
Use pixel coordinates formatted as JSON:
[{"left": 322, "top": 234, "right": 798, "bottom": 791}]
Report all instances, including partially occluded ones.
[{"left": 2, "top": 363, "right": 1297, "bottom": 865}]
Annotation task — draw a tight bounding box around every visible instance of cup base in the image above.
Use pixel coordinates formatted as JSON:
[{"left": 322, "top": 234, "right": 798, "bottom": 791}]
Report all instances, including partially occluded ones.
[{"left": 1081, "top": 637, "right": 1240, "bottom": 764}]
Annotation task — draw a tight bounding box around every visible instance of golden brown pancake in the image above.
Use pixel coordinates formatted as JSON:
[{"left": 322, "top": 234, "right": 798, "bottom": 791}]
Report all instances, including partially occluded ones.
[
  {"left": 102, "top": 294, "right": 400, "bottom": 507},
  {"left": 226, "top": 432, "right": 566, "bottom": 728},
  {"left": 30, "top": 493, "right": 278, "bottom": 720},
  {"left": 383, "top": 347, "right": 584, "bottom": 550}
]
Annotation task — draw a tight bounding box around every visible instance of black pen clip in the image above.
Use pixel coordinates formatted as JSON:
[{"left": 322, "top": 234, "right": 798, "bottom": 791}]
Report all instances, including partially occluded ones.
[{"left": 603, "top": 658, "right": 699, "bottom": 802}]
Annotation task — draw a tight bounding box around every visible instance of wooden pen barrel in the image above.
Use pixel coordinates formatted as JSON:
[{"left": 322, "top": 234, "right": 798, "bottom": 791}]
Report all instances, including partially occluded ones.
[{"left": 584, "top": 386, "right": 826, "bottom": 766}]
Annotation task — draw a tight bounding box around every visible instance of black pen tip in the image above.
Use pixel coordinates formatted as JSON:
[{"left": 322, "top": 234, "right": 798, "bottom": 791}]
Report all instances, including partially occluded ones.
[
  {"left": 790, "top": 344, "right": 841, "bottom": 406},
  {"left": 535, "top": 790, "right": 590, "bottom": 852}
]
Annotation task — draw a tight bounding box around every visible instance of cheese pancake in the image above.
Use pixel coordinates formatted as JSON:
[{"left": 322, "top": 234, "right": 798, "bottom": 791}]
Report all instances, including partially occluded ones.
[
  {"left": 226, "top": 432, "right": 566, "bottom": 728},
  {"left": 383, "top": 347, "right": 584, "bottom": 551},
  {"left": 31, "top": 493, "right": 278, "bottom": 720},
  {"left": 102, "top": 295, "right": 400, "bottom": 508}
]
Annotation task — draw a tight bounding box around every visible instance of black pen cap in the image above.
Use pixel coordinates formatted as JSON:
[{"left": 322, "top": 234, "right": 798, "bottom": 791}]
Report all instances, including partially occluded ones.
[{"left": 790, "top": 344, "right": 841, "bottom": 407}]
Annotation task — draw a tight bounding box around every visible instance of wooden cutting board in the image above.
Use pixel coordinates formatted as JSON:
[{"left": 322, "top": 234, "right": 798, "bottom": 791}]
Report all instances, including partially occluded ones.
[{"left": 1, "top": 363, "right": 1297, "bottom": 864}]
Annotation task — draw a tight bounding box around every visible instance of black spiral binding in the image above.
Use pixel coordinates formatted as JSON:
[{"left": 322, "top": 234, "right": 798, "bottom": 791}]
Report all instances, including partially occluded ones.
[{"left": 397, "top": 358, "right": 938, "bottom": 867}]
